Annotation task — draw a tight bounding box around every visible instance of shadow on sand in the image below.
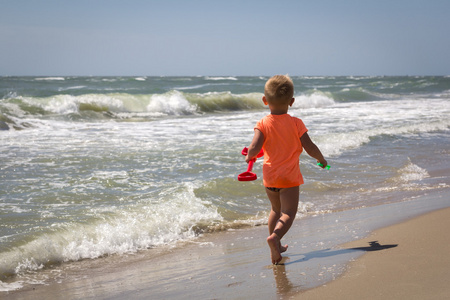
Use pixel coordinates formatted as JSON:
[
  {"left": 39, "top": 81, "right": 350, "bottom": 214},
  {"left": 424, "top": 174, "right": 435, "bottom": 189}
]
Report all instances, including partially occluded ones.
[
  {"left": 283, "top": 241, "right": 398, "bottom": 266},
  {"left": 270, "top": 241, "right": 398, "bottom": 295}
]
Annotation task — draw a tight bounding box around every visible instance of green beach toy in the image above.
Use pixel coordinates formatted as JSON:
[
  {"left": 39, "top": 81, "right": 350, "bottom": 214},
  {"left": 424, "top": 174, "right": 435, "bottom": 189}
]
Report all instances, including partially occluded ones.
[{"left": 317, "top": 163, "right": 331, "bottom": 170}]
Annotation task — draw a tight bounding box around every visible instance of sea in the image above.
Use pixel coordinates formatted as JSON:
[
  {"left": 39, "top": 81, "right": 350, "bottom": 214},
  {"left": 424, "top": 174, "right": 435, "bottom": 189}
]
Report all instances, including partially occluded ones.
[{"left": 1, "top": 76, "right": 449, "bottom": 292}]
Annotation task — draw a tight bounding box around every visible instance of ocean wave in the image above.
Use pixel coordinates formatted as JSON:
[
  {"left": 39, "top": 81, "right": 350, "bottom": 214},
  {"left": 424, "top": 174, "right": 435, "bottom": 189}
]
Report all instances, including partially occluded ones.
[
  {"left": 294, "top": 91, "right": 336, "bottom": 108},
  {"left": 58, "top": 86, "right": 87, "bottom": 91},
  {"left": 394, "top": 160, "right": 430, "bottom": 183},
  {"left": 186, "top": 91, "right": 263, "bottom": 112},
  {"left": 34, "top": 77, "right": 65, "bottom": 81},
  {"left": 369, "top": 159, "right": 442, "bottom": 194},
  {"left": 204, "top": 76, "right": 238, "bottom": 81},
  {"left": 0, "top": 113, "right": 34, "bottom": 130},
  {"left": 304, "top": 97, "right": 450, "bottom": 158},
  {"left": 0, "top": 91, "right": 268, "bottom": 127},
  {"left": 0, "top": 280, "right": 24, "bottom": 292},
  {"left": 333, "top": 87, "right": 383, "bottom": 102},
  {"left": 0, "top": 182, "right": 222, "bottom": 281},
  {"left": 318, "top": 119, "right": 450, "bottom": 158},
  {"left": 174, "top": 84, "right": 212, "bottom": 91},
  {"left": 147, "top": 91, "right": 198, "bottom": 115},
  {"left": 1, "top": 87, "right": 448, "bottom": 133}
]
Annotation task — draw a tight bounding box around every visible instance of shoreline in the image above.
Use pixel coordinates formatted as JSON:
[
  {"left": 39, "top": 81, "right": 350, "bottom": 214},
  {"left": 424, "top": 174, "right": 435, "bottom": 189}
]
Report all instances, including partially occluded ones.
[
  {"left": 297, "top": 207, "right": 450, "bottom": 300},
  {"left": 2, "top": 190, "right": 449, "bottom": 299}
]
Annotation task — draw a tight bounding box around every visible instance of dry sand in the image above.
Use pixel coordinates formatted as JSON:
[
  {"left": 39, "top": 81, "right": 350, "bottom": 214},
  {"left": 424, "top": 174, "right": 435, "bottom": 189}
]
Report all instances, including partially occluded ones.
[{"left": 297, "top": 207, "right": 450, "bottom": 300}]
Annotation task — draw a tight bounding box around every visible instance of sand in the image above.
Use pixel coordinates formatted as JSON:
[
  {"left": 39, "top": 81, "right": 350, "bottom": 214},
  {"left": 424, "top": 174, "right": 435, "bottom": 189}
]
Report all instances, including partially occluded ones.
[
  {"left": 297, "top": 207, "right": 450, "bottom": 300},
  {"left": 2, "top": 194, "right": 450, "bottom": 299}
]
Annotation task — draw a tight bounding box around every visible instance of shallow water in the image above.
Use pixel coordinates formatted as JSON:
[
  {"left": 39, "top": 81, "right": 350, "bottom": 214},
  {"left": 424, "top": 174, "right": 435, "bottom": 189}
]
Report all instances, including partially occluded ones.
[{"left": 1, "top": 76, "right": 449, "bottom": 290}]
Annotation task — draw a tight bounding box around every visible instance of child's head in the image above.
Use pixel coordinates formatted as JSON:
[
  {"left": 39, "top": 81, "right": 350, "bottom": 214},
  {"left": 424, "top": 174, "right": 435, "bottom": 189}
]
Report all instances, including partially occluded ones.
[{"left": 264, "top": 75, "right": 294, "bottom": 105}]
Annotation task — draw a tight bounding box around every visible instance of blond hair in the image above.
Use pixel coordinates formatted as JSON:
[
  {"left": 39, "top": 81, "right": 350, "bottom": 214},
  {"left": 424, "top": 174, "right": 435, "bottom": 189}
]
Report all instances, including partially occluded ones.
[{"left": 264, "top": 75, "right": 294, "bottom": 104}]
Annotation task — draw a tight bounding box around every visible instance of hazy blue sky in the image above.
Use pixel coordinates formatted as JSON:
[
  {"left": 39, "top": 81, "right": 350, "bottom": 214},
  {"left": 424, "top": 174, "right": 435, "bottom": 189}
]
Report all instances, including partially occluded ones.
[{"left": 1, "top": 0, "right": 449, "bottom": 76}]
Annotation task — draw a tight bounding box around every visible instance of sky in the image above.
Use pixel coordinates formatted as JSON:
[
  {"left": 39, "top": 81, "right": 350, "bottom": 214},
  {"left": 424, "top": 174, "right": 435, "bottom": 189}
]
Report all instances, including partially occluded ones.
[{"left": 1, "top": 0, "right": 449, "bottom": 76}]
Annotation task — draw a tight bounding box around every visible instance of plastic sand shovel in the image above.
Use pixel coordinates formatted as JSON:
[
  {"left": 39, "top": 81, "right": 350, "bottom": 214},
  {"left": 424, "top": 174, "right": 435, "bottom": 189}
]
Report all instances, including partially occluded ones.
[{"left": 238, "top": 147, "right": 264, "bottom": 181}]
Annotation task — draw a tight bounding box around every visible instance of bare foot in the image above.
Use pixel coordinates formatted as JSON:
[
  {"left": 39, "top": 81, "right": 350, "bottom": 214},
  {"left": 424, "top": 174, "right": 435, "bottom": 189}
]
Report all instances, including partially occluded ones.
[
  {"left": 267, "top": 234, "right": 282, "bottom": 264},
  {"left": 280, "top": 243, "right": 288, "bottom": 253}
]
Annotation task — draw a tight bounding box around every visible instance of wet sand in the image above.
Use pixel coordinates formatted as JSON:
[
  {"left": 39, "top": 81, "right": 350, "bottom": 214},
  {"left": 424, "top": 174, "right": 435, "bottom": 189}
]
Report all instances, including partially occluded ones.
[
  {"left": 2, "top": 191, "right": 449, "bottom": 299},
  {"left": 298, "top": 207, "right": 450, "bottom": 300}
]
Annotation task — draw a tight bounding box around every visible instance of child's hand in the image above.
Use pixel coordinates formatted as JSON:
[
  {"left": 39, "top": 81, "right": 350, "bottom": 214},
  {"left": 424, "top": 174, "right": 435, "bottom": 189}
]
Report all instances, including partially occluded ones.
[
  {"left": 245, "top": 155, "right": 256, "bottom": 164},
  {"left": 317, "top": 160, "right": 328, "bottom": 169}
]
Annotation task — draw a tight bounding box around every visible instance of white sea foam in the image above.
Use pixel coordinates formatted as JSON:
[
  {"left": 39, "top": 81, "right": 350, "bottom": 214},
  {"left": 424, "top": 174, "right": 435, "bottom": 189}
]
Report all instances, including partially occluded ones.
[
  {"left": 0, "top": 280, "right": 24, "bottom": 292},
  {"left": 317, "top": 119, "right": 450, "bottom": 158},
  {"left": 147, "top": 91, "right": 198, "bottom": 115},
  {"left": 174, "top": 83, "right": 212, "bottom": 90},
  {"left": 373, "top": 160, "right": 432, "bottom": 193},
  {"left": 45, "top": 96, "right": 79, "bottom": 114},
  {"left": 58, "top": 85, "right": 86, "bottom": 91},
  {"left": 34, "top": 77, "right": 65, "bottom": 81},
  {"left": 298, "top": 98, "right": 450, "bottom": 157},
  {"left": 44, "top": 94, "right": 125, "bottom": 114},
  {"left": 396, "top": 160, "right": 430, "bottom": 183},
  {"left": 0, "top": 182, "right": 222, "bottom": 279},
  {"left": 294, "top": 92, "right": 336, "bottom": 108},
  {"left": 204, "top": 76, "right": 238, "bottom": 81}
]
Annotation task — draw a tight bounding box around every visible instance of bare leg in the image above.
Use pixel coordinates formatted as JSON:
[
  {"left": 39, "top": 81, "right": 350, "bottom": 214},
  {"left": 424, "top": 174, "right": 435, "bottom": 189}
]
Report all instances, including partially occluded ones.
[
  {"left": 266, "top": 186, "right": 299, "bottom": 264},
  {"left": 266, "top": 191, "right": 288, "bottom": 253}
]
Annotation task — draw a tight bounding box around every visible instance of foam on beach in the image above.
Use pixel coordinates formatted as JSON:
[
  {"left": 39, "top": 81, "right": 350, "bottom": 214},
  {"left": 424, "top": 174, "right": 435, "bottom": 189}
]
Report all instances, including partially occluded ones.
[{"left": 1, "top": 76, "right": 449, "bottom": 293}]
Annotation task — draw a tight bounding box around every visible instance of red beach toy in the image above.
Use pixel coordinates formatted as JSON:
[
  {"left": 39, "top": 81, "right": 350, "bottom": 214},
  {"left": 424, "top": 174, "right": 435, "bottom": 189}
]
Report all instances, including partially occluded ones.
[{"left": 238, "top": 147, "right": 264, "bottom": 181}]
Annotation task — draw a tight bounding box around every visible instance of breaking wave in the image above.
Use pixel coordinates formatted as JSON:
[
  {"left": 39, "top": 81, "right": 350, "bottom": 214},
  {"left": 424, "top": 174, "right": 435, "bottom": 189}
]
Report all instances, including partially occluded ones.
[{"left": 0, "top": 90, "right": 336, "bottom": 129}]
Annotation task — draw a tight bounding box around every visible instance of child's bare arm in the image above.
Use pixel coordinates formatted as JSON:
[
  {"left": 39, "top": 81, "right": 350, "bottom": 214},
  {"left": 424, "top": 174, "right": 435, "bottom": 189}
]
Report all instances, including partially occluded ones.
[
  {"left": 300, "top": 132, "right": 328, "bottom": 168},
  {"left": 245, "top": 129, "right": 264, "bottom": 163}
]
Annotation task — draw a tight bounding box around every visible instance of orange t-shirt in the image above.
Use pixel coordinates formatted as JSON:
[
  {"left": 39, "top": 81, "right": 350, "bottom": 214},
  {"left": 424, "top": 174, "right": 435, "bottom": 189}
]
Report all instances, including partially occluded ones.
[{"left": 255, "top": 114, "right": 308, "bottom": 188}]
